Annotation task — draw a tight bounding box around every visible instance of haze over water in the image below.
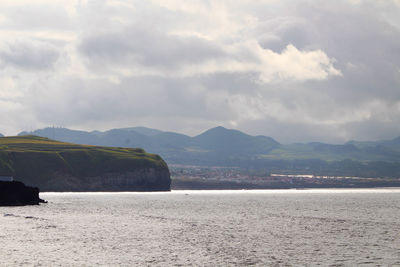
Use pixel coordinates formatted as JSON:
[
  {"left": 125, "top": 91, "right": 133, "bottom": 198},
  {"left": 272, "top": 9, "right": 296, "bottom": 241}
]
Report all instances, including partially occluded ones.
[{"left": 1, "top": 189, "right": 400, "bottom": 266}]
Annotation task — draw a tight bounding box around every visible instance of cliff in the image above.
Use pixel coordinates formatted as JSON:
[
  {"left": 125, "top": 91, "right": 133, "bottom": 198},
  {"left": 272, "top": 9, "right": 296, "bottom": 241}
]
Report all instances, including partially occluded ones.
[
  {"left": 0, "top": 136, "right": 171, "bottom": 191},
  {"left": 0, "top": 181, "right": 46, "bottom": 206}
]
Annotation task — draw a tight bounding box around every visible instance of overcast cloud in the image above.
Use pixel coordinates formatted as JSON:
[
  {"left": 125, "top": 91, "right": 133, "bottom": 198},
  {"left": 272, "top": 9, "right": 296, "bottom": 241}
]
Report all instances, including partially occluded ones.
[{"left": 0, "top": 0, "right": 399, "bottom": 143}]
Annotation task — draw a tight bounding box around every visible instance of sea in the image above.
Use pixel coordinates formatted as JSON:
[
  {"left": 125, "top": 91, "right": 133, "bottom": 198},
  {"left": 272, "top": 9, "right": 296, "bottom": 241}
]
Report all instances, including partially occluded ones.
[{"left": 1, "top": 189, "right": 400, "bottom": 266}]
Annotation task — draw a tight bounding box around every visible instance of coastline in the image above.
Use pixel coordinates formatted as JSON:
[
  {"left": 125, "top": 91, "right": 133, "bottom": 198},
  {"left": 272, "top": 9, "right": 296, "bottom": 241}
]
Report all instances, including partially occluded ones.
[
  {"left": 171, "top": 176, "right": 400, "bottom": 190},
  {"left": 40, "top": 187, "right": 400, "bottom": 195}
]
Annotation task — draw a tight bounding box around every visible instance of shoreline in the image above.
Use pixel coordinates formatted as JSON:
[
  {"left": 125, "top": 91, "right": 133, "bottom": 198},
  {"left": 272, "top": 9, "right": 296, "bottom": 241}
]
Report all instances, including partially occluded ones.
[{"left": 40, "top": 187, "right": 400, "bottom": 194}]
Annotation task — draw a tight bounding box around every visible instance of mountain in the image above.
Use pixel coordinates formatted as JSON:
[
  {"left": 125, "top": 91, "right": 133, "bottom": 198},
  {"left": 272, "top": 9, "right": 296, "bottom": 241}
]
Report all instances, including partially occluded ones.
[
  {"left": 347, "top": 137, "right": 400, "bottom": 150},
  {"left": 0, "top": 135, "right": 170, "bottom": 191},
  {"left": 18, "top": 126, "right": 400, "bottom": 177},
  {"left": 118, "top": 127, "right": 163, "bottom": 136},
  {"left": 19, "top": 126, "right": 281, "bottom": 163},
  {"left": 192, "top": 126, "right": 279, "bottom": 153},
  {"left": 0, "top": 133, "right": 3, "bottom": 137}
]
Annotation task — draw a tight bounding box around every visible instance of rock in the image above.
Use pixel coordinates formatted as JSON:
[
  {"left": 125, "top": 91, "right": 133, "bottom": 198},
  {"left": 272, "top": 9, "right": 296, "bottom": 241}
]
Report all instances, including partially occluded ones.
[{"left": 0, "top": 181, "right": 46, "bottom": 206}]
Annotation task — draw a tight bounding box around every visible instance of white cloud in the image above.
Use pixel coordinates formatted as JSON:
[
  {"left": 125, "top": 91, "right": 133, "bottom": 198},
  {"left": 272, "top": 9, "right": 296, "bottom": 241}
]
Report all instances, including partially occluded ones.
[{"left": 243, "top": 42, "right": 341, "bottom": 83}]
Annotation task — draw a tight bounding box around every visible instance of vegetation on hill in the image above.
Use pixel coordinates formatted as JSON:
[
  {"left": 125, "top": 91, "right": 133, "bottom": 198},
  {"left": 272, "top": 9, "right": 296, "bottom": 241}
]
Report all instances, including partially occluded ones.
[
  {"left": 19, "top": 126, "right": 400, "bottom": 178},
  {"left": 0, "top": 136, "right": 170, "bottom": 191}
]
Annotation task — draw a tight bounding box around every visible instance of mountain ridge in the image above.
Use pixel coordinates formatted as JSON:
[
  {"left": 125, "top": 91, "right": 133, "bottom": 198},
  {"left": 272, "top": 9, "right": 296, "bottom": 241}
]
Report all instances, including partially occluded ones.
[
  {"left": 18, "top": 125, "right": 400, "bottom": 155},
  {"left": 17, "top": 126, "right": 400, "bottom": 177}
]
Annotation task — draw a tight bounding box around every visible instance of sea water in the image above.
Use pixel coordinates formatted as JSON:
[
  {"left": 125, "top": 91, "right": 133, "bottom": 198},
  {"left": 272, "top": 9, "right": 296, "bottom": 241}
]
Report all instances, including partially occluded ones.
[{"left": 1, "top": 189, "right": 400, "bottom": 266}]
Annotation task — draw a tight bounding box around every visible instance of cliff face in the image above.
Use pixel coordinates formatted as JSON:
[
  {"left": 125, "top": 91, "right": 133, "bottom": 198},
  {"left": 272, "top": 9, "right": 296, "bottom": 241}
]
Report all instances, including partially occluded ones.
[
  {"left": 0, "top": 136, "right": 171, "bottom": 192},
  {"left": 43, "top": 168, "right": 171, "bottom": 192}
]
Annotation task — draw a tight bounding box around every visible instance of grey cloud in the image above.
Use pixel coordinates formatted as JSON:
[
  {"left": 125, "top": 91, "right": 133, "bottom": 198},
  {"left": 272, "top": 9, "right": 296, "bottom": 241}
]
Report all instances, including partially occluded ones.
[
  {"left": 1, "top": 0, "right": 400, "bottom": 144},
  {"left": 343, "top": 117, "right": 400, "bottom": 142},
  {"left": 0, "top": 4, "right": 72, "bottom": 31},
  {"left": 0, "top": 40, "right": 60, "bottom": 70},
  {"left": 23, "top": 74, "right": 234, "bottom": 128},
  {"left": 236, "top": 1, "right": 400, "bottom": 142},
  {"left": 236, "top": 100, "right": 400, "bottom": 144},
  {"left": 256, "top": 18, "right": 317, "bottom": 52},
  {"left": 78, "top": 26, "right": 225, "bottom": 71},
  {"left": 300, "top": 3, "right": 400, "bottom": 109}
]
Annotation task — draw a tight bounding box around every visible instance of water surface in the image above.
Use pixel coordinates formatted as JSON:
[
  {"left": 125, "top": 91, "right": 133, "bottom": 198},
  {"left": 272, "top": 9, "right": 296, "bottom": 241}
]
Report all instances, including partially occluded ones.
[{"left": 1, "top": 189, "right": 400, "bottom": 266}]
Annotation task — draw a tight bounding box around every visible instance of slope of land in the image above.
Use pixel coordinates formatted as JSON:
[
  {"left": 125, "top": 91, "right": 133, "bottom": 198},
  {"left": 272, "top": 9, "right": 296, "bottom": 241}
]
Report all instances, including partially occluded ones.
[
  {"left": 0, "top": 136, "right": 170, "bottom": 191},
  {"left": 19, "top": 126, "right": 400, "bottom": 179}
]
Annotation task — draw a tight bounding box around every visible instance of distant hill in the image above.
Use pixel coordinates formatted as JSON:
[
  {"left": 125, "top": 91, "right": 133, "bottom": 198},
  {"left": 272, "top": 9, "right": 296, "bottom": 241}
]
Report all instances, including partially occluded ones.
[
  {"left": 192, "top": 126, "right": 279, "bottom": 153},
  {"left": 119, "top": 127, "right": 164, "bottom": 136},
  {"left": 347, "top": 137, "right": 400, "bottom": 151},
  {"left": 19, "top": 126, "right": 281, "bottom": 163},
  {"left": 0, "top": 135, "right": 170, "bottom": 191},
  {"left": 0, "top": 133, "right": 3, "bottom": 137},
  {"left": 19, "top": 126, "right": 400, "bottom": 178}
]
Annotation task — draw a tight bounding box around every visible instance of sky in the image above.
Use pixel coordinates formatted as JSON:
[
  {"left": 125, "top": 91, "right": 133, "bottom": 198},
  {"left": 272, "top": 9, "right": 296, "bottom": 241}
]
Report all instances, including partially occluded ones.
[{"left": 0, "top": 0, "right": 399, "bottom": 143}]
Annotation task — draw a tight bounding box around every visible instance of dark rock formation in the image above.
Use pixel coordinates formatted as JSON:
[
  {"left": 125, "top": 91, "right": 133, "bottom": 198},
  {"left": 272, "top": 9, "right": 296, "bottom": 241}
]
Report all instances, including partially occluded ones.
[{"left": 0, "top": 181, "right": 46, "bottom": 206}]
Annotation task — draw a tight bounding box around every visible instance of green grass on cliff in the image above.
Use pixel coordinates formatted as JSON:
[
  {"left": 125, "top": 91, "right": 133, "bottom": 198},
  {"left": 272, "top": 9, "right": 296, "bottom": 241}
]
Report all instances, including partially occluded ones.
[{"left": 0, "top": 135, "right": 168, "bottom": 183}]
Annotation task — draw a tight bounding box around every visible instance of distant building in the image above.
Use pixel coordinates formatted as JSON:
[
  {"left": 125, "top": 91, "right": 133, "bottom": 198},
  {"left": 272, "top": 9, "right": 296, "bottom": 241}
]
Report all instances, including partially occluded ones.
[{"left": 0, "top": 176, "right": 13, "bottom": 182}]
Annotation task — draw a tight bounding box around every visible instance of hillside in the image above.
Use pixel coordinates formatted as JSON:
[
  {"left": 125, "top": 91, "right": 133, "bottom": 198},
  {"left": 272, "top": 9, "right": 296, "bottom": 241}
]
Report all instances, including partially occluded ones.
[
  {"left": 192, "top": 126, "right": 279, "bottom": 153},
  {"left": 19, "top": 126, "right": 281, "bottom": 163},
  {"left": 19, "top": 126, "right": 400, "bottom": 178},
  {"left": 0, "top": 136, "right": 170, "bottom": 191}
]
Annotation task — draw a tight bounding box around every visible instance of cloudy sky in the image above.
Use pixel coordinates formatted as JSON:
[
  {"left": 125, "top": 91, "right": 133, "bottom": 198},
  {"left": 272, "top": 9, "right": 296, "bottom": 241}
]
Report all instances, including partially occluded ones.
[{"left": 0, "top": 0, "right": 399, "bottom": 143}]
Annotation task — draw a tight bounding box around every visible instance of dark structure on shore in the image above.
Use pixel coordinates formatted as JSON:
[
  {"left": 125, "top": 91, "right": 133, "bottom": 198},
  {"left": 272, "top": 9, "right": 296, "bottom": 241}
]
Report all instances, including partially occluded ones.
[{"left": 0, "top": 181, "right": 46, "bottom": 206}]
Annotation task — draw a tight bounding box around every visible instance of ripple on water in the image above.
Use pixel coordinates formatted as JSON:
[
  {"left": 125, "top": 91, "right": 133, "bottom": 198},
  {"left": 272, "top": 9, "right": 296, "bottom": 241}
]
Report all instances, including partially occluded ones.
[{"left": 0, "top": 189, "right": 400, "bottom": 266}]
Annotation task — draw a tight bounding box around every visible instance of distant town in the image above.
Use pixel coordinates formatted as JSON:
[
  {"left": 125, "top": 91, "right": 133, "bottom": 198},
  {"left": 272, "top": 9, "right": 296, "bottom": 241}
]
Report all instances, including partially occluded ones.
[{"left": 170, "top": 165, "right": 400, "bottom": 189}]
